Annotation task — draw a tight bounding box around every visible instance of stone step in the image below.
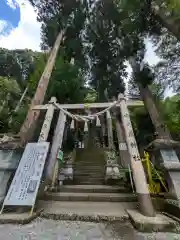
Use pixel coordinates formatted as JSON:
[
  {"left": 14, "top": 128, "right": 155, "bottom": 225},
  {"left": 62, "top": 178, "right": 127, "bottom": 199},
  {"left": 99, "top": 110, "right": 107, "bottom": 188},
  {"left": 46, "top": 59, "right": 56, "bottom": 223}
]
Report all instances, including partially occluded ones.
[
  {"left": 75, "top": 150, "right": 105, "bottom": 164},
  {"left": 42, "top": 192, "right": 137, "bottom": 202},
  {"left": 37, "top": 201, "right": 138, "bottom": 222},
  {"left": 74, "top": 175, "right": 105, "bottom": 182},
  {"left": 73, "top": 178, "right": 105, "bottom": 183},
  {"left": 74, "top": 173, "right": 105, "bottom": 177},
  {"left": 74, "top": 159, "right": 104, "bottom": 162},
  {"left": 74, "top": 170, "right": 104, "bottom": 174},
  {"left": 74, "top": 166, "right": 104, "bottom": 169},
  {"left": 74, "top": 164, "right": 105, "bottom": 168},
  {"left": 75, "top": 148, "right": 105, "bottom": 154},
  {"left": 73, "top": 176, "right": 104, "bottom": 179},
  {"left": 72, "top": 181, "right": 105, "bottom": 185},
  {"left": 74, "top": 167, "right": 105, "bottom": 171},
  {"left": 74, "top": 172, "right": 105, "bottom": 176},
  {"left": 75, "top": 159, "right": 105, "bottom": 162},
  {"left": 73, "top": 179, "right": 104, "bottom": 183},
  {"left": 51, "top": 185, "right": 130, "bottom": 193},
  {"left": 74, "top": 164, "right": 104, "bottom": 167},
  {"left": 73, "top": 178, "right": 105, "bottom": 182},
  {"left": 75, "top": 160, "right": 105, "bottom": 164},
  {"left": 73, "top": 182, "right": 105, "bottom": 185},
  {"left": 74, "top": 174, "right": 104, "bottom": 178},
  {"left": 73, "top": 180, "right": 105, "bottom": 184}
]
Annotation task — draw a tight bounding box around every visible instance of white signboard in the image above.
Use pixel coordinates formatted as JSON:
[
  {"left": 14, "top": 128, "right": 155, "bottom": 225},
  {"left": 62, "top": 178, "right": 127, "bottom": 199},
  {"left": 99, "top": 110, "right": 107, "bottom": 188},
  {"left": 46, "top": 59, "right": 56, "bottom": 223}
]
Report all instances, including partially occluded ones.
[{"left": 3, "top": 142, "right": 49, "bottom": 206}]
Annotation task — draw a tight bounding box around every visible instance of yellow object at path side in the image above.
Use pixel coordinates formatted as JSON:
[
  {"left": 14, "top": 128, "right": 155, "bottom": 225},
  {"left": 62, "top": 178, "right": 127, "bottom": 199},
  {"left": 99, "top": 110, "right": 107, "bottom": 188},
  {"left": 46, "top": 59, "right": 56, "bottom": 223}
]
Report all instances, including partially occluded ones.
[{"left": 142, "top": 151, "right": 168, "bottom": 194}]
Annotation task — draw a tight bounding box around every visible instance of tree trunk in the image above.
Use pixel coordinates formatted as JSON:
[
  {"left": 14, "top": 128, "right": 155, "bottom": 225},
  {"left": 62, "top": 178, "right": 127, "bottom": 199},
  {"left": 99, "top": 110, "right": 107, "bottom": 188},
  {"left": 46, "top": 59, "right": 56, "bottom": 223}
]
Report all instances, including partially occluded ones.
[
  {"left": 0, "top": 94, "right": 10, "bottom": 113},
  {"left": 151, "top": 4, "right": 180, "bottom": 41},
  {"left": 14, "top": 86, "right": 29, "bottom": 113},
  {"left": 8, "top": 86, "right": 29, "bottom": 125},
  {"left": 139, "top": 84, "right": 171, "bottom": 140},
  {"left": 129, "top": 56, "right": 171, "bottom": 140},
  {"left": 19, "top": 30, "right": 65, "bottom": 145}
]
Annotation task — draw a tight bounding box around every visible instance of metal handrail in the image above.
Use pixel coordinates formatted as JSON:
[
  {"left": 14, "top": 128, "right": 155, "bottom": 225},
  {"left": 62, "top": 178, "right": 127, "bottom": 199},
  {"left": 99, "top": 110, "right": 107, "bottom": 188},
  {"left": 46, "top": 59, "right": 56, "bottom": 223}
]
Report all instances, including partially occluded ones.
[
  {"left": 142, "top": 151, "right": 168, "bottom": 193},
  {"left": 149, "top": 160, "right": 168, "bottom": 192}
]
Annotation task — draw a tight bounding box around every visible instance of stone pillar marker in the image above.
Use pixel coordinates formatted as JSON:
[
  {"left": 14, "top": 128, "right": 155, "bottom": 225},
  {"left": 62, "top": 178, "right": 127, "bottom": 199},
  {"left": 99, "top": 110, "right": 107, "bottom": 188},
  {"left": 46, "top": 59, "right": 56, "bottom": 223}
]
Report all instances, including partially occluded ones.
[
  {"left": 160, "top": 149, "right": 180, "bottom": 198},
  {"left": 106, "top": 110, "right": 114, "bottom": 150},
  {"left": 38, "top": 97, "right": 56, "bottom": 143},
  {"left": 118, "top": 94, "right": 155, "bottom": 217},
  {"left": 147, "top": 141, "right": 180, "bottom": 200}
]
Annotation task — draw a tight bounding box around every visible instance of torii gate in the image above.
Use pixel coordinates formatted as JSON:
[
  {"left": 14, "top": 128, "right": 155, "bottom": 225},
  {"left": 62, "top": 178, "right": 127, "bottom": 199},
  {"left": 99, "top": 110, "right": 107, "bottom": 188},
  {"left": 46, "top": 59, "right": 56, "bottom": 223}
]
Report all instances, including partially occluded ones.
[{"left": 32, "top": 96, "right": 155, "bottom": 217}]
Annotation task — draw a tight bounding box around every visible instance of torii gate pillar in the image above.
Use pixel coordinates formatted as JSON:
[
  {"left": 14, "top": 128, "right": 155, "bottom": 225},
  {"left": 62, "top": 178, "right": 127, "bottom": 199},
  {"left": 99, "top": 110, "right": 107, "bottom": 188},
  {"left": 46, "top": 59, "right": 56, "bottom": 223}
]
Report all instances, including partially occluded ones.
[{"left": 118, "top": 94, "right": 155, "bottom": 217}]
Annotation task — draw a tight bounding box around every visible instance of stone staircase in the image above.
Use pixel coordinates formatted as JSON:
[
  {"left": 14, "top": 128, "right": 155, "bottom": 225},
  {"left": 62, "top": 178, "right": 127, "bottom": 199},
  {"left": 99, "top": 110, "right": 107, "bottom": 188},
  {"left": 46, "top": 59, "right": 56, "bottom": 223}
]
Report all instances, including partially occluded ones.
[
  {"left": 39, "top": 184, "right": 137, "bottom": 221},
  {"left": 38, "top": 147, "right": 138, "bottom": 221},
  {"left": 43, "top": 184, "right": 136, "bottom": 202},
  {"left": 73, "top": 148, "right": 106, "bottom": 185}
]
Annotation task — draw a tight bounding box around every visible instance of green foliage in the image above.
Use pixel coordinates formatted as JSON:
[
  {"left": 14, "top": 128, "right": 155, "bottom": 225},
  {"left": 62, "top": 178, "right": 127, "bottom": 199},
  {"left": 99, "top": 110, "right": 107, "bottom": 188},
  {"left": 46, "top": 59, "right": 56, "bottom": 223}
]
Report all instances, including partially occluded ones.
[
  {"left": 128, "top": 63, "right": 166, "bottom": 146},
  {"left": 0, "top": 48, "right": 39, "bottom": 89},
  {"left": 117, "top": 0, "right": 162, "bottom": 37},
  {"left": 0, "top": 77, "right": 20, "bottom": 99},
  {"left": 28, "top": 52, "right": 48, "bottom": 96},
  {"left": 84, "top": 0, "right": 127, "bottom": 101},
  {"left": 154, "top": 31, "right": 180, "bottom": 92},
  {"left": 149, "top": 83, "right": 165, "bottom": 101},
  {"left": 129, "top": 88, "right": 180, "bottom": 145},
  {"left": 130, "top": 106, "right": 155, "bottom": 147},
  {"left": 132, "top": 63, "right": 155, "bottom": 87},
  {"left": 30, "top": 0, "right": 88, "bottom": 67},
  {"left": 9, "top": 106, "right": 29, "bottom": 133},
  {"left": 84, "top": 88, "right": 97, "bottom": 103},
  {"left": 0, "top": 108, "right": 10, "bottom": 133},
  {"left": 162, "top": 94, "right": 180, "bottom": 139},
  {"left": 47, "top": 57, "right": 86, "bottom": 103},
  {"left": 0, "top": 49, "right": 43, "bottom": 133},
  {"left": 165, "top": 0, "right": 180, "bottom": 19},
  {"left": 0, "top": 77, "right": 21, "bottom": 133}
]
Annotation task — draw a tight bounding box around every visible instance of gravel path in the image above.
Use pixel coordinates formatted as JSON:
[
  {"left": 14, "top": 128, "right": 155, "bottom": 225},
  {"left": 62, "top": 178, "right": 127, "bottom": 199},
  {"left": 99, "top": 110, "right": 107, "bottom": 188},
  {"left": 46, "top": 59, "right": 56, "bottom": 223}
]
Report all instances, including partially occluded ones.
[
  {"left": 0, "top": 219, "right": 119, "bottom": 240},
  {"left": 0, "top": 218, "right": 180, "bottom": 240}
]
